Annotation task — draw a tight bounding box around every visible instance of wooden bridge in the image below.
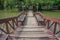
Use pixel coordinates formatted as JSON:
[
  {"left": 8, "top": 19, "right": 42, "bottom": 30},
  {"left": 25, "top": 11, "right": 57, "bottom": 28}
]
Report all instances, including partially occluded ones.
[{"left": 0, "top": 11, "right": 60, "bottom": 40}]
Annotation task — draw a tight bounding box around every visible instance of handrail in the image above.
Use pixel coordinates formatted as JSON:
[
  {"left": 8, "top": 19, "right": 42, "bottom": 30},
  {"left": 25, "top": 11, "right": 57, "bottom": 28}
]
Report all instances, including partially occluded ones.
[
  {"left": 0, "top": 17, "right": 17, "bottom": 24},
  {"left": 0, "top": 11, "right": 25, "bottom": 23},
  {"left": 35, "top": 12, "right": 60, "bottom": 23},
  {"left": 0, "top": 11, "right": 26, "bottom": 34},
  {"left": 34, "top": 12, "right": 60, "bottom": 39}
]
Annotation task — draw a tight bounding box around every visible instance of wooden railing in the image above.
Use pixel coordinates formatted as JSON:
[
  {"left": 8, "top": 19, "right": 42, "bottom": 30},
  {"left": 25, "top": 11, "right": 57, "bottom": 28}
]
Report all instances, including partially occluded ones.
[
  {"left": 0, "top": 11, "right": 27, "bottom": 34},
  {"left": 34, "top": 12, "right": 60, "bottom": 39}
]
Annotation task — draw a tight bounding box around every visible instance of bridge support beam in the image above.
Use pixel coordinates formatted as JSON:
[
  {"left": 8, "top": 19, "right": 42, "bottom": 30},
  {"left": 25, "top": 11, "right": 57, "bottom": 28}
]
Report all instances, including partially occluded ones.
[
  {"left": 6, "top": 23, "right": 10, "bottom": 34},
  {"left": 45, "top": 20, "right": 50, "bottom": 29},
  {"left": 53, "top": 22, "right": 57, "bottom": 35}
]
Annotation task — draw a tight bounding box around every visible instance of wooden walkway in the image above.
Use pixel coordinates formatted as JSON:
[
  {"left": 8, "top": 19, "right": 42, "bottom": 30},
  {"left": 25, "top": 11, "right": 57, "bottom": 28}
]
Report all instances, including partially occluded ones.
[
  {"left": 6, "top": 11, "right": 57, "bottom": 40},
  {"left": 0, "top": 11, "right": 59, "bottom": 40}
]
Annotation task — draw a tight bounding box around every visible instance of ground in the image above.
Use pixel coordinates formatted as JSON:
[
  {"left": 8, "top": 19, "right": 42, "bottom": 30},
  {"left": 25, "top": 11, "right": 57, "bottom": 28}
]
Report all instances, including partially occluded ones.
[
  {"left": 42, "top": 10, "right": 60, "bottom": 19},
  {"left": 0, "top": 9, "right": 20, "bottom": 19},
  {"left": 0, "top": 10, "right": 60, "bottom": 19}
]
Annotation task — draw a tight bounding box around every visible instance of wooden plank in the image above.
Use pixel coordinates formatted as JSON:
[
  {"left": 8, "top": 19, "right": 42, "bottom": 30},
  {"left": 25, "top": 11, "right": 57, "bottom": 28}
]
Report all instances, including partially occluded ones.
[{"left": 0, "top": 34, "right": 8, "bottom": 40}]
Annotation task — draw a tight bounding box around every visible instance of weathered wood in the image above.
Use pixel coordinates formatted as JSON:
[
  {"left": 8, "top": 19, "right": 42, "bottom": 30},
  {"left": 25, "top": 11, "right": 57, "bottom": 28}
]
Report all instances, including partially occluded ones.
[
  {"left": 48, "top": 22, "right": 55, "bottom": 29},
  {"left": 8, "top": 11, "right": 55, "bottom": 40},
  {"left": 53, "top": 22, "right": 57, "bottom": 35},
  {"left": 35, "top": 12, "right": 60, "bottom": 39},
  {"left": 0, "top": 11, "right": 59, "bottom": 40},
  {"left": 0, "top": 28, "right": 7, "bottom": 34},
  {"left": 0, "top": 11, "right": 26, "bottom": 34},
  {"left": 8, "top": 22, "right": 15, "bottom": 30},
  {"left": 0, "top": 34, "right": 8, "bottom": 40},
  {"left": 5, "top": 23, "right": 10, "bottom": 34}
]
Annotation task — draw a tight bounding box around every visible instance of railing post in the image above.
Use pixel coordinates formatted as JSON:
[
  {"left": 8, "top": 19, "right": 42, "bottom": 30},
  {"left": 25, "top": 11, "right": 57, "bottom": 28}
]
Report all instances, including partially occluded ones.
[
  {"left": 12, "top": 20, "right": 14, "bottom": 29},
  {"left": 16, "top": 17, "right": 18, "bottom": 27},
  {"left": 53, "top": 22, "right": 57, "bottom": 35},
  {"left": 46, "top": 20, "right": 50, "bottom": 29},
  {"left": 58, "top": 23, "right": 60, "bottom": 31},
  {"left": 6, "top": 23, "right": 10, "bottom": 34},
  {"left": 12, "top": 19, "right": 16, "bottom": 29}
]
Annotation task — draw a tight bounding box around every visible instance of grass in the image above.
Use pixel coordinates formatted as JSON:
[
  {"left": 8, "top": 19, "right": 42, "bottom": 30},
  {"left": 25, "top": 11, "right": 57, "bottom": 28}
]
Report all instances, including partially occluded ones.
[
  {"left": 42, "top": 10, "right": 60, "bottom": 35},
  {"left": 0, "top": 9, "right": 20, "bottom": 33},
  {"left": 0, "top": 9, "right": 20, "bottom": 19},
  {"left": 42, "top": 10, "right": 60, "bottom": 19}
]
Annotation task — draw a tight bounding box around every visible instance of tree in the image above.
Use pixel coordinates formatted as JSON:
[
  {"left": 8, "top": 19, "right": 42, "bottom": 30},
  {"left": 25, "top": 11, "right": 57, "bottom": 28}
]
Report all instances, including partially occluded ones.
[{"left": 0, "top": 0, "right": 4, "bottom": 10}]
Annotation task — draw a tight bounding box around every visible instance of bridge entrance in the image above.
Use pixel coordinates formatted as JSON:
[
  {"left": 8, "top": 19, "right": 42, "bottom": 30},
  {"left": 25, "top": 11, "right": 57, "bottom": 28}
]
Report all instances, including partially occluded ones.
[
  {"left": 7, "top": 11, "right": 57, "bottom": 40},
  {"left": 0, "top": 11, "right": 59, "bottom": 40}
]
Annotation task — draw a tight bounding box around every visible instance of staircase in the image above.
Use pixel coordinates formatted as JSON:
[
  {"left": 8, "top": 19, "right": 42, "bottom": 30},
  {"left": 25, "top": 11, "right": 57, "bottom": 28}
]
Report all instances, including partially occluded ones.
[{"left": 8, "top": 11, "right": 55, "bottom": 40}]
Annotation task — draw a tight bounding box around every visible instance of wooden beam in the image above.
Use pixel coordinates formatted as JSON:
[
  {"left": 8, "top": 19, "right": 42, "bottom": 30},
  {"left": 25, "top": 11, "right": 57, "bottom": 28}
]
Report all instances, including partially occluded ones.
[
  {"left": 53, "top": 22, "right": 57, "bottom": 35},
  {"left": 5, "top": 23, "right": 10, "bottom": 34}
]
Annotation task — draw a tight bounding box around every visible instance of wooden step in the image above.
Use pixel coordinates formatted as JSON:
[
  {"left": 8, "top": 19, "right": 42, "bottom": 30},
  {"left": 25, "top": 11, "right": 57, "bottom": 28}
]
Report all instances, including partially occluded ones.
[
  {"left": 9, "top": 31, "right": 52, "bottom": 38},
  {"left": 9, "top": 37, "right": 54, "bottom": 40},
  {"left": 0, "top": 34, "right": 8, "bottom": 40},
  {"left": 22, "top": 26, "right": 44, "bottom": 28},
  {"left": 27, "top": 11, "right": 33, "bottom": 17},
  {"left": 16, "top": 28, "right": 45, "bottom": 32},
  {"left": 26, "top": 17, "right": 38, "bottom": 26}
]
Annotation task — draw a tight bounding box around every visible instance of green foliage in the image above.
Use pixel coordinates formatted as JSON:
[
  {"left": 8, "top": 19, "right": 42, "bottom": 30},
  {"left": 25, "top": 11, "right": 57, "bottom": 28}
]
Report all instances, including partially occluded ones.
[
  {"left": 0, "top": 9, "right": 20, "bottom": 19},
  {"left": 0, "top": 0, "right": 4, "bottom": 9},
  {"left": 0, "top": 0, "right": 60, "bottom": 10},
  {"left": 42, "top": 10, "right": 60, "bottom": 19}
]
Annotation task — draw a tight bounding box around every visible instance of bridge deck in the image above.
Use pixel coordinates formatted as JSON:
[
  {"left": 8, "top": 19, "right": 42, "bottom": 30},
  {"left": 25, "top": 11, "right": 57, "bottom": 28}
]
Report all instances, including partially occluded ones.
[
  {"left": 8, "top": 11, "right": 57, "bottom": 40},
  {"left": 0, "top": 11, "right": 58, "bottom": 40}
]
